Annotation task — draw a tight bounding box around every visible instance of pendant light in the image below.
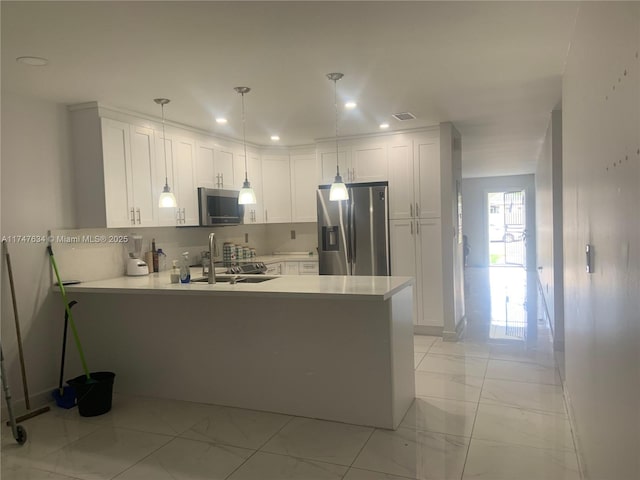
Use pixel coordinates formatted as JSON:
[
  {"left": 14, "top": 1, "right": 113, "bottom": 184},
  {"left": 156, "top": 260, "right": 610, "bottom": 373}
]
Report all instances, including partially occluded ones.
[
  {"left": 235, "top": 86, "right": 257, "bottom": 205},
  {"left": 327, "top": 73, "right": 349, "bottom": 201},
  {"left": 154, "top": 98, "right": 177, "bottom": 208}
]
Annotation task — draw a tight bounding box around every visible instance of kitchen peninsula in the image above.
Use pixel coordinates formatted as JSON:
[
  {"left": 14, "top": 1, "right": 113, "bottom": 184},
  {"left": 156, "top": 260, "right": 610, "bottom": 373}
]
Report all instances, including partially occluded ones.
[{"left": 61, "top": 270, "right": 415, "bottom": 429}]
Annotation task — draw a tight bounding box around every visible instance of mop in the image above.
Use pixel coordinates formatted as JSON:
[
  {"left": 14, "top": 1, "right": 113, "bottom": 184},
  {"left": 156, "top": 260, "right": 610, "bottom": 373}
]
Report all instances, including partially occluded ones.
[{"left": 2, "top": 240, "right": 50, "bottom": 424}]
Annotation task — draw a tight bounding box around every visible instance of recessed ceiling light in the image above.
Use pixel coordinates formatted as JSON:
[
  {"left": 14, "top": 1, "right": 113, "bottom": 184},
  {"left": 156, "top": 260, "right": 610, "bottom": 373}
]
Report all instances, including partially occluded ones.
[
  {"left": 16, "top": 56, "right": 48, "bottom": 66},
  {"left": 270, "top": 135, "right": 280, "bottom": 141},
  {"left": 379, "top": 123, "right": 390, "bottom": 129},
  {"left": 215, "top": 118, "right": 227, "bottom": 124},
  {"left": 344, "top": 101, "right": 357, "bottom": 109}
]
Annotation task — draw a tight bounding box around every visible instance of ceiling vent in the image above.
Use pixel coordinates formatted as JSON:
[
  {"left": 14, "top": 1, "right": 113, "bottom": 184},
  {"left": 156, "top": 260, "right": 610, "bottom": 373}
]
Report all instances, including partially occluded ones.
[{"left": 392, "top": 112, "right": 416, "bottom": 121}]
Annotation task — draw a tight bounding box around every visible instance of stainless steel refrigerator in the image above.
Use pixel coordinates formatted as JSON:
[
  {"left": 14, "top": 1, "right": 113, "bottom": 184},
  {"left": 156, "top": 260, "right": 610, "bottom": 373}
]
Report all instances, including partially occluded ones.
[{"left": 317, "top": 181, "right": 390, "bottom": 276}]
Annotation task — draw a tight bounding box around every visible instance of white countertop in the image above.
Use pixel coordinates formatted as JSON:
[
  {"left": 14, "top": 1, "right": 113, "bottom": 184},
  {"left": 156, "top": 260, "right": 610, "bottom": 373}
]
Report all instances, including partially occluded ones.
[{"left": 59, "top": 267, "right": 413, "bottom": 301}]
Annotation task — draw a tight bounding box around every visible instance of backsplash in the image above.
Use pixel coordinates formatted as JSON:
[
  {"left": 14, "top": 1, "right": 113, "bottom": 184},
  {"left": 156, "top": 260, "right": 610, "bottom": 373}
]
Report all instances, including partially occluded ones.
[{"left": 51, "top": 222, "right": 317, "bottom": 282}]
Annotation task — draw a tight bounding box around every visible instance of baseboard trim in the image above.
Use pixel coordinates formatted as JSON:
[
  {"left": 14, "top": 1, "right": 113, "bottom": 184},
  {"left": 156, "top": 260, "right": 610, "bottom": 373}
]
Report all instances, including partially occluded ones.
[
  {"left": 414, "top": 325, "right": 443, "bottom": 336},
  {"left": 562, "top": 379, "right": 587, "bottom": 479},
  {"left": 0, "top": 386, "right": 57, "bottom": 421},
  {"left": 442, "top": 315, "right": 467, "bottom": 342}
]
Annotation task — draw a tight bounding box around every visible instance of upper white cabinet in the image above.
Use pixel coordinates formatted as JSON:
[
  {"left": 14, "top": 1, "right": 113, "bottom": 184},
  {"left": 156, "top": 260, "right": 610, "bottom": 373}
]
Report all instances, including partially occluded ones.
[
  {"left": 388, "top": 132, "right": 440, "bottom": 220},
  {"left": 100, "top": 118, "right": 156, "bottom": 228},
  {"left": 350, "top": 142, "right": 388, "bottom": 183},
  {"left": 318, "top": 140, "right": 387, "bottom": 184},
  {"left": 318, "top": 146, "right": 350, "bottom": 185},
  {"left": 234, "top": 149, "right": 264, "bottom": 224},
  {"left": 195, "top": 141, "right": 235, "bottom": 190},
  {"left": 172, "top": 135, "right": 199, "bottom": 226},
  {"left": 290, "top": 152, "right": 318, "bottom": 222},
  {"left": 262, "top": 154, "right": 292, "bottom": 223}
]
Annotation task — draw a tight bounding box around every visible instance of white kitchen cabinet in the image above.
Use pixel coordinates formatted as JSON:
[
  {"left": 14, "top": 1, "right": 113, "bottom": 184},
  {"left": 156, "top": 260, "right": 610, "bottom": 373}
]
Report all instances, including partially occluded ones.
[
  {"left": 195, "top": 142, "right": 235, "bottom": 189},
  {"left": 101, "top": 119, "right": 156, "bottom": 228},
  {"left": 284, "top": 261, "right": 300, "bottom": 275},
  {"left": 388, "top": 132, "right": 440, "bottom": 220},
  {"left": 262, "top": 154, "right": 292, "bottom": 223},
  {"left": 172, "top": 135, "right": 199, "bottom": 226},
  {"left": 416, "top": 218, "right": 443, "bottom": 327},
  {"left": 290, "top": 153, "right": 318, "bottom": 222},
  {"left": 318, "top": 145, "right": 350, "bottom": 185},
  {"left": 154, "top": 130, "right": 198, "bottom": 226},
  {"left": 414, "top": 135, "right": 440, "bottom": 218},
  {"left": 350, "top": 142, "right": 388, "bottom": 183},
  {"left": 101, "top": 118, "right": 134, "bottom": 227},
  {"left": 299, "top": 261, "right": 319, "bottom": 275},
  {"left": 265, "top": 262, "right": 283, "bottom": 275},
  {"left": 389, "top": 217, "right": 443, "bottom": 328},
  {"left": 318, "top": 141, "right": 387, "bottom": 185},
  {"left": 234, "top": 150, "right": 264, "bottom": 224}
]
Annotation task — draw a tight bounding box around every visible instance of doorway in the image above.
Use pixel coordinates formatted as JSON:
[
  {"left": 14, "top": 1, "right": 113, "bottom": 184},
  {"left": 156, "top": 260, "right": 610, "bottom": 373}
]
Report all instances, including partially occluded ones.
[{"left": 487, "top": 190, "right": 526, "bottom": 266}]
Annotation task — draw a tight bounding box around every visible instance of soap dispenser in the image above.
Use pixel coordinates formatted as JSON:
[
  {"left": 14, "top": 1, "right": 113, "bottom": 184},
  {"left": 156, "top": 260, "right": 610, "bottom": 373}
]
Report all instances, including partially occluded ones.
[{"left": 180, "top": 252, "right": 191, "bottom": 284}]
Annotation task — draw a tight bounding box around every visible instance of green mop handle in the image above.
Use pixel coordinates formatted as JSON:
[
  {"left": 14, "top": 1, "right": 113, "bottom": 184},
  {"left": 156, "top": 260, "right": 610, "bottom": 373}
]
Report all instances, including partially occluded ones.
[{"left": 47, "top": 245, "right": 91, "bottom": 380}]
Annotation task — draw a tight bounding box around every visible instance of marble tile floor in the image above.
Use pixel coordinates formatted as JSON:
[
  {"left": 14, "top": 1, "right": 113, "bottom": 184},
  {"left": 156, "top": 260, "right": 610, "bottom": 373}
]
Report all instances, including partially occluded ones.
[{"left": 2, "top": 267, "right": 580, "bottom": 479}]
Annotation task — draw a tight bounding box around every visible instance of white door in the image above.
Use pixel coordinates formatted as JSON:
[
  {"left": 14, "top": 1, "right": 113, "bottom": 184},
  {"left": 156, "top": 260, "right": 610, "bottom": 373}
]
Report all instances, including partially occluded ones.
[
  {"left": 351, "top": 143, "right": 387, "bottom": 183},
  {"left": 101, "top": 118, "right": 134, "bottom": 227},
  {"left": 290, "top": 153, "right": 318, "bottom": 222},
  {"left": 129, "top": 125, "right": 157, "bottom": 226},
  {"left": 388, "top": 136, "right": 414, "bottom": 219},
  {"left": 390, "top": 218, "right": 419, "bottom": 325},
  {"left": 416, "top": 217, "right": 443, "bottom": 327},
  {"left": 173, "top": 136, "right": 199, "bottom": 226},
  {"left": 262, "top": 155, "right": 292, "bottom": 223},
  {"left": 414, "top": 136, "right": 440, "bottom": 218}
]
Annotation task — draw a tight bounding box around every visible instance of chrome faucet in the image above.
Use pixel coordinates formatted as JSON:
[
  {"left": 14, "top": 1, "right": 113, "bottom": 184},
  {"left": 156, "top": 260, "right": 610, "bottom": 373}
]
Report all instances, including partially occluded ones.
[{"left": 208, "top": 232, "right": 216, "bottom": 284}]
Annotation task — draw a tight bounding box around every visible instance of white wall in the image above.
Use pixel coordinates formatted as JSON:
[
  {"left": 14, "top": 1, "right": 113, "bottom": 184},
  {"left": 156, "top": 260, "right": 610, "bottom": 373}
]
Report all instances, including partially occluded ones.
[
  {"left": 562, "top": 3, "right": 639, "bottom": 478},
  {"left": 1, "top": 93, "right": 76, "bottom": 407},
  {"left": 535, "top": 110, "right": 564, "bottom": 350},
  {"left": 440, "top": 123, "right": 465, "bottom": 339}
]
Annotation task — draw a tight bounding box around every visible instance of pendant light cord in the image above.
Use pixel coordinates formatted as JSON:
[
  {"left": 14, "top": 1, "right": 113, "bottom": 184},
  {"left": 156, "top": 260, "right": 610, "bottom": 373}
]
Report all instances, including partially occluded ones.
[
  {"left": 333, "top": 78, "right": 340, "bottom": 178},
  {"left": 161, "top": 103, "right": 169, "bottom": 186},
  {"left": 241, "top": 92, "right": 249, "bottom": 183}
]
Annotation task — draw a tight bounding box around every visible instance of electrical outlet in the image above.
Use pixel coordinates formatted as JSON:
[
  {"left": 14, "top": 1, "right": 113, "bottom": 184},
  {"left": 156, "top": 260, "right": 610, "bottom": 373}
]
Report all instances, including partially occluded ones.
[
  {"left": 245, "top": 233, "right": 249, "bottom": 243},
  {"left": 290, "top": 230, "right": 296, "bottom": 240}
]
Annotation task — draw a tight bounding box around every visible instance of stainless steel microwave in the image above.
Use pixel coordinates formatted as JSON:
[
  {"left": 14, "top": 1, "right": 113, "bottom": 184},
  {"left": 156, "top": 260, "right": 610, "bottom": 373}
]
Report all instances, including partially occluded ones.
[{"left": 197, "top": 188, "right": 244, "bottom": 226}]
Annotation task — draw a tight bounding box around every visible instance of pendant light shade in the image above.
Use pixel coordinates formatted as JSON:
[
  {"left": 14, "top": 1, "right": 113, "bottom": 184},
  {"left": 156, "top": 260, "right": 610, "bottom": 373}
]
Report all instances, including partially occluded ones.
[
  {"left": 327, "top": 72, "right": 348, "bottom": 201},
  {"left": 235, "top": 86, "right": 256, "bottom": 205},
  {"left": 154, "top": 98, "right": 177, "bottom": 209}
]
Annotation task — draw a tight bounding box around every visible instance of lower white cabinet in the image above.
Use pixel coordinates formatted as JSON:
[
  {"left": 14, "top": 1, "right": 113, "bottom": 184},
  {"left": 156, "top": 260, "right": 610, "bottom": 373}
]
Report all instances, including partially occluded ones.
[
  {"left": 284, "top": 261, "right": 300, "bottom": 275},
  {"left": 299, "top": 261, "right": 319, "bottom": 275},
  {"left": 265, "top": 262, "right": 283, "bottom": 275},
  {"left": 390, "top": 218, "right": 443, "bottom": 328}
]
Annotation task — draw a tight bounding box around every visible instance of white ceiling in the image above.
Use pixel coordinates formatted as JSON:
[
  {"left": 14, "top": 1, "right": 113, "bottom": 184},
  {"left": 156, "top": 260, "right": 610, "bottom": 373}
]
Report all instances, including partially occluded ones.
[{"left": 1, "top": 1, "right": 578, "bottom": 178}]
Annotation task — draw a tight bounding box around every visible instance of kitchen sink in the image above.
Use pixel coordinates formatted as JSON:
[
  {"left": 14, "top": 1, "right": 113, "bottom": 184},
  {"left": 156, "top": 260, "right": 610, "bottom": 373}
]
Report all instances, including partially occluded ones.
[{"left": 190, "top": 276, "right": 275, "bottom": 284}]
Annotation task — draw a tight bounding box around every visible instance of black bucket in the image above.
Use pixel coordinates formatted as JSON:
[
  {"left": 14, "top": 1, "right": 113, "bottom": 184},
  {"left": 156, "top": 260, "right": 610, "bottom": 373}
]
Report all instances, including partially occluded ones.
[{"left": 67, "top": 371, "right": 115, "bottom": 417}]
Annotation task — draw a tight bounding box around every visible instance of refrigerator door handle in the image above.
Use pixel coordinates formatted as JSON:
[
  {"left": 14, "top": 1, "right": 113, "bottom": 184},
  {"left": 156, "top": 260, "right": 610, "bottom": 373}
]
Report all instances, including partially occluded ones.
[{"left": 350, "top": 197, "right": 356, "bottom": 270}]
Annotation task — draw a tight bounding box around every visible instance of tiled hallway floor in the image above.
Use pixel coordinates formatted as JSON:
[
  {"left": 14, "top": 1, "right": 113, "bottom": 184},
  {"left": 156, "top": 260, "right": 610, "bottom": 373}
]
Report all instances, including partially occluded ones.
[{"left": 2, "top": 267, "right": 581, "bottom": 479}]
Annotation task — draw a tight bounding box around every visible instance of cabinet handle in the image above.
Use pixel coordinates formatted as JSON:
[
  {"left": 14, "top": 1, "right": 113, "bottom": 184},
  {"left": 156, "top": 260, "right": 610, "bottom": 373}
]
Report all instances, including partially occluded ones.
[
  {"left": 415, "top": 203, "right": 420, "bottom": 217},
  {"left": 416, "top": 221, "right": 420, "bottom": 234},
  {"left": 182, "top": 208, "right": 186, "bottom": 224},
  {"left": 410, "top": 203, "right": 413, "bottom": 217},
  {"left": 136, "top": 208, "right": 141, "bottom": 224},
  {"left": 220, "top": 173, "right": 224, "bottom": 186},
  {"left": 130, "top": 208, "right": 135, "bottom": 225},
  {"left": 410, "top": 222, "right": 413, "bottom": 235}
]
